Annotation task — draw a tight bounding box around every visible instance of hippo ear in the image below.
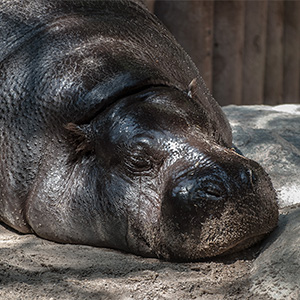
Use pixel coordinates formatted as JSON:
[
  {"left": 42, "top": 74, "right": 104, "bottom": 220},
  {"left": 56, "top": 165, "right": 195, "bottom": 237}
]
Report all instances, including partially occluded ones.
[{"left": 65, "top": 123, "right": 93, "bottom": 155}]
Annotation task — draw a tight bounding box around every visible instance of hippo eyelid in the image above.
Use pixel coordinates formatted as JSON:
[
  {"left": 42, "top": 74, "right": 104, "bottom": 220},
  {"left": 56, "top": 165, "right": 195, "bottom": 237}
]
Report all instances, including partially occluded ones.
[
  {"left": 122, "top": 137, "right": 165, "bottom": 176},
  {"left": 128, "top": 143, "right": 163, "bottom": 165},
  {"left": 126, "top": 134, "right": 164, "bottom": 157},
  {"left": 128, "top": 134, "right": 156, "bottom": 147}
]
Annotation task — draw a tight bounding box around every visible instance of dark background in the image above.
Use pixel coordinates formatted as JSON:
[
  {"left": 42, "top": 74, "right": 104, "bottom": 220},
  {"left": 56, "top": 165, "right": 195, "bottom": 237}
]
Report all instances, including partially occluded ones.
[{"left": 145, "top": 0, "right": 300, "bottom": 106}]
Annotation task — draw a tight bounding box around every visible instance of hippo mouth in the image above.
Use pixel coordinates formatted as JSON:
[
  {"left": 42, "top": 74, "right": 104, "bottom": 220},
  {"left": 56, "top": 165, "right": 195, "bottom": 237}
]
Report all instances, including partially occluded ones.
[{"left": 220, "top": 233, "right": 267, "bottom": 257}]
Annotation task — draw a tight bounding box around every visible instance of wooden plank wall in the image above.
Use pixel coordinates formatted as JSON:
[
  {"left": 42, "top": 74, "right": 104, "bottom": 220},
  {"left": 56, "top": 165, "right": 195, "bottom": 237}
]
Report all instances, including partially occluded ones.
[{"left": 148, "top": 0, "right": 300, "bottom": 106}]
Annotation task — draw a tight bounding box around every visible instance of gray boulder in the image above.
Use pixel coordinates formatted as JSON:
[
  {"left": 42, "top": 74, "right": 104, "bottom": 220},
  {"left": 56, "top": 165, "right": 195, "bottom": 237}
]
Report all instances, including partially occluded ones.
[
  {"left": 251, "top": 205, "right": 300, "bottom": 299},
  {"left": 224, "top": 105, "right": 300, "bottom": 299},
  {"left": 223, "top": 104, "right": 300, "bottom": 207}
]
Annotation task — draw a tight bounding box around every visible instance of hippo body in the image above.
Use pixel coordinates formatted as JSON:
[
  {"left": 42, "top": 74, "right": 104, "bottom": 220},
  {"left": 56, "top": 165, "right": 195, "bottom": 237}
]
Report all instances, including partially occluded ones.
[{"left": 0, "top": 0, "right": 278, "bottom": 260}]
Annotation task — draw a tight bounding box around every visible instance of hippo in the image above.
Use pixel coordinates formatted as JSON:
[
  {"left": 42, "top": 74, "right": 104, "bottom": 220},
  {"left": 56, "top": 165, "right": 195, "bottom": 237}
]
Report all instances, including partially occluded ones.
[{"left": 0, "top": 0, "right": 278, "bottom": 261}]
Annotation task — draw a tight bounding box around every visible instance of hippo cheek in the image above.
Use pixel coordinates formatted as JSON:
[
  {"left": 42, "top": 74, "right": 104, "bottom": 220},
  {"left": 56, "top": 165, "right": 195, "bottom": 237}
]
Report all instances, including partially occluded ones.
[{"left": 155, "top": 158, "right": 278, "bottom": 261}]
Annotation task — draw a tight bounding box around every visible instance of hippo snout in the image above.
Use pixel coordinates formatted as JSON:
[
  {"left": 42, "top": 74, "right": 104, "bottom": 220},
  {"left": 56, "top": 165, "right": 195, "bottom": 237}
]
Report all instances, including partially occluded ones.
[{"left": 157, "top": 153, "right": 278, "bottom": 261}]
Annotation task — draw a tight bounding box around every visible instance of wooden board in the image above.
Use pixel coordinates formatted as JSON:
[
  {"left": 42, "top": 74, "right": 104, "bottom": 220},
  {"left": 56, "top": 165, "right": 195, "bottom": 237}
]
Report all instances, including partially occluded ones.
[
  {"left": 264, "top": 0, "right": 284, "bottom": 105},
  {"left": 213, "top": 0, "right": 245, "bottom": 106},
  {"left": 242, "top": 1, "right": 268, "bottom": 105},
  {"left": 283, "top": 0, "right": 300, "bottom": 103},
  {"left": 154, "top": 0, "right": 214, "bottom": 90}
]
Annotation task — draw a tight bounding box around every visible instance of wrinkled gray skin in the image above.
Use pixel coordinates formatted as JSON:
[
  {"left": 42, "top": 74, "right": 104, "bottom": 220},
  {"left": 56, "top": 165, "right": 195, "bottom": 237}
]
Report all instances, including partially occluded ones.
[{"left": 0, "top": 0, "right": 278, "bottom": 261}]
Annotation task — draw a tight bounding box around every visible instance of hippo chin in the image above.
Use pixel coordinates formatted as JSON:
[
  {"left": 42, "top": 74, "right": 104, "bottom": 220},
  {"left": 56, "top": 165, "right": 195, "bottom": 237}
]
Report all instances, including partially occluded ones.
[{"left": 0, "top": 0, "right": 278, "bottom": 261}]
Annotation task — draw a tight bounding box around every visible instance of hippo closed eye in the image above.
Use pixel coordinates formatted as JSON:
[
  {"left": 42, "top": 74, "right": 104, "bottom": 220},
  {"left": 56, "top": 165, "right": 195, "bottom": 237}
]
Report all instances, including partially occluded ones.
[{"left": 0, "top": 0, "right": 278, "bottom": 261}]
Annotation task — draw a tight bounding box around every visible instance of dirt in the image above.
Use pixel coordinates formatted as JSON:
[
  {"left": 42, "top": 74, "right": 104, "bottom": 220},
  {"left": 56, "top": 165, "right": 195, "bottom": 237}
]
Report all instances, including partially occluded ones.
[{"left": 0, "top": 223, "right": 273, "bottom": 300}]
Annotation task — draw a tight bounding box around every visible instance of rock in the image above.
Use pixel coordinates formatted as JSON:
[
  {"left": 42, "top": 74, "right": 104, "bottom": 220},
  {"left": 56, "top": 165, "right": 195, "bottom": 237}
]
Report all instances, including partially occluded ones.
[
  {"left": 223, "top": 105, "right": 300, "bottom": 299},
  {"left": 250, "top": 205, "right": 300, "bottom": 299},
  {"left": 223, "top": 104, "right": 300, "bottom": 207},
  {"left": 224, "top": 104, "right": 300, "bottom": 298}
]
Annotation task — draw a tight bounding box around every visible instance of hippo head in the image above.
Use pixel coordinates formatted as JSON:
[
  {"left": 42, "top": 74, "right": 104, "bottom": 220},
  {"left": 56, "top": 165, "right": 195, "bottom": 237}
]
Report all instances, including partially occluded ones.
[{"left": 67, "top": 86, "right": 278, "bottom": 261}]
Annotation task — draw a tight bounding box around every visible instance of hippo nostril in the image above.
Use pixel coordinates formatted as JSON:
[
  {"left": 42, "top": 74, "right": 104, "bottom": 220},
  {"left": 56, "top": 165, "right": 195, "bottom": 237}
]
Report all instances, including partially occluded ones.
[
  {"left": 251, "top": 169, "right": 258, "bottom": 184},
  {"left": 205, "top": 186, "right": 223, "bottom": 198},
  {"left": 193, "top": 184, "right": 224, "bottom": 201},
  {"left": 172, "top": 174, "right": 228, "bottom": 211},
  {"left": 240, "top": 168, "right": 257, "bottom": 187}
]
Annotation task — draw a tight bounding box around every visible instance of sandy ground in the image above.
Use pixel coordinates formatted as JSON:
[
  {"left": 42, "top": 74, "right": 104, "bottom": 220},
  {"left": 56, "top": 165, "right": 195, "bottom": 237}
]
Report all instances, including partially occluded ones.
[{"left": 0, "top": 221, "right": 272, "bottom": 300}]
